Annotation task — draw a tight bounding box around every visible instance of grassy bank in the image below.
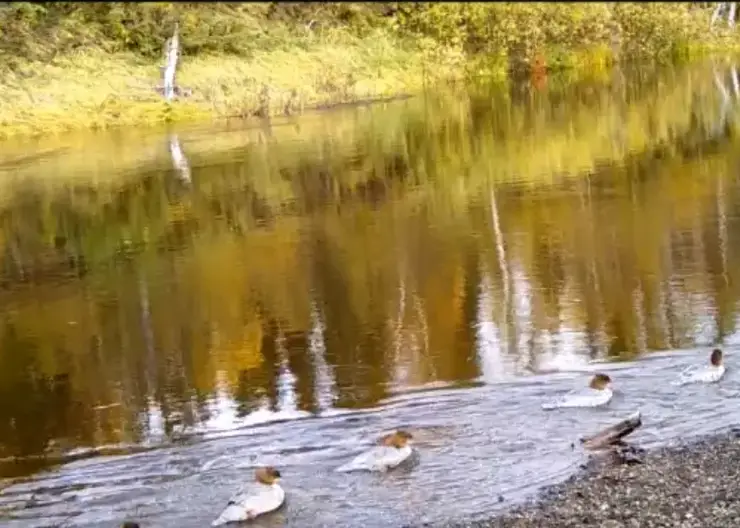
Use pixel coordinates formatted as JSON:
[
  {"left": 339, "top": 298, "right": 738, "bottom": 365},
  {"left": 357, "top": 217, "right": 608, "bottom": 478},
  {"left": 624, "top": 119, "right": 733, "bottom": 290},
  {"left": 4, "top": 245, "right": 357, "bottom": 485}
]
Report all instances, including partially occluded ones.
[{"left": 0, "top": 2, "right": 738, "bottom": 138}]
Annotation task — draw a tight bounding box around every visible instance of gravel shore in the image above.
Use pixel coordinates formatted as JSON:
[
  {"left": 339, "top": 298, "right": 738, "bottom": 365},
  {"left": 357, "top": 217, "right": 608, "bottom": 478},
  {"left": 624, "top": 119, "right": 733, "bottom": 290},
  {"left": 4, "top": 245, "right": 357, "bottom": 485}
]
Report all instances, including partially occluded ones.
[{"left": 467, "top": 430, "right": 740, "bottom": 528}]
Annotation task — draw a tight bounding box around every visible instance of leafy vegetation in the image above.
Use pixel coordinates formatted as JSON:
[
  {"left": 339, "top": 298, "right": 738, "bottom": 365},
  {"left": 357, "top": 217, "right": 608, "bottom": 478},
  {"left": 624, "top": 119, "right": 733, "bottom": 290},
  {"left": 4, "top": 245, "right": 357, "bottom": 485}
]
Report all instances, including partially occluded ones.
[{"left": 0, "top": 2, "right": 736, "bottom": 137}]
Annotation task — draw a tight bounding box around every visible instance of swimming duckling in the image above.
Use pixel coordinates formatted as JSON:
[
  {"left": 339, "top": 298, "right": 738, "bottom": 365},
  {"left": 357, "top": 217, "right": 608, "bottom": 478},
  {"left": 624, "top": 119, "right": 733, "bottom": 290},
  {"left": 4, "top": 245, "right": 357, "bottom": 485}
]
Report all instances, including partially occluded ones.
[
  {"left": 211, "top": 467, "right": 284, "bottom": 526},
  {"left": 336, "top": 430, "right": 414, "bottom": 472},
  {"left": 675, "top": 348, "right": 726, "bottom": 385},
  {"left": 542, "top": 373, "right": 613, "bottom": 410}
]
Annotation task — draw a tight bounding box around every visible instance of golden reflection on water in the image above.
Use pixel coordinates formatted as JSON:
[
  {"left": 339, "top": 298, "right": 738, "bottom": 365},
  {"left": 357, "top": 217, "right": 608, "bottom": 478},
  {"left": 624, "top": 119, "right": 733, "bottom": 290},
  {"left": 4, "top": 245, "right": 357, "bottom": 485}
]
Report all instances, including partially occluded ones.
[{"left": 1, "top": 60, "right": 740, "bottom": 473}]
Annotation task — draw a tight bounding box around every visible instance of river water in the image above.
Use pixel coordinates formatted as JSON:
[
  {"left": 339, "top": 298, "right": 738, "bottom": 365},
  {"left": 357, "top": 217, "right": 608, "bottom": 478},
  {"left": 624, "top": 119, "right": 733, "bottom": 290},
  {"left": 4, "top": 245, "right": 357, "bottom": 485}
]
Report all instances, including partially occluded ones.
[{"left": 2, "top": 59, "right": 740, "bottom": 527}]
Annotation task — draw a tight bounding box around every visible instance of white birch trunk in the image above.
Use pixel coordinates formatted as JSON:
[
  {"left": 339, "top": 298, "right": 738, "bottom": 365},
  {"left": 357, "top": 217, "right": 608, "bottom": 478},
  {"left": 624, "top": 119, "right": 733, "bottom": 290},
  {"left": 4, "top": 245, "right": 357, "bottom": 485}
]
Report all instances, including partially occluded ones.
[{"left": 162, "top": 23, "right": 180, "bottom": 102}]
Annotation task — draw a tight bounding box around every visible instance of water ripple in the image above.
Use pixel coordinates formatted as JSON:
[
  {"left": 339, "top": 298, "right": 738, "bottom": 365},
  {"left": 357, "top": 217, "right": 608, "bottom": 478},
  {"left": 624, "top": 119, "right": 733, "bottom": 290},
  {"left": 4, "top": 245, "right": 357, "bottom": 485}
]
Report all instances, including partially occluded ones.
[{"left": 1, "top": 349, "right": 738, "bottom": 527}]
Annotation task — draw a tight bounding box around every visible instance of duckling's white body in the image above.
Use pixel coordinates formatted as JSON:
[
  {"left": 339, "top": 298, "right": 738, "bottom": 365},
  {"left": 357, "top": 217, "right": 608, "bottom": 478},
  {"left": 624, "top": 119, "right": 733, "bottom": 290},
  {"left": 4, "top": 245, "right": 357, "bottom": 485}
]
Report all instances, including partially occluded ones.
[
  {"left": 676, "top": 364, "right": 725, "bottom": 385},
  {"left": 211, "top": 482, "right": 285, "bottom": 526},
  {"left": 336, "top": 444, "right": 413, "bottom": 473},
  {"left": 542, "top": 386, "right": 613, "bottom": 410}
]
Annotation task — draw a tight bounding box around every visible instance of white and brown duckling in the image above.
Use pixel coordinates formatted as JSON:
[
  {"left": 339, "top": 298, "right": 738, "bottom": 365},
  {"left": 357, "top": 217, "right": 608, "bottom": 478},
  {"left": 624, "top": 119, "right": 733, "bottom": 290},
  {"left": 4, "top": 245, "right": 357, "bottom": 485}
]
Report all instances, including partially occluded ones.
[
  {"left": 542, "top": 373, "right": 613, "bottom": 410},
  {"left": 675, "top": 348, "right": 726, "bottom": 385},
  {"left": 336, "top": 430, "right": 414, "bottom": 472},
  {"left": 211, "top": 466, "right": 284, "bottom": 526}
]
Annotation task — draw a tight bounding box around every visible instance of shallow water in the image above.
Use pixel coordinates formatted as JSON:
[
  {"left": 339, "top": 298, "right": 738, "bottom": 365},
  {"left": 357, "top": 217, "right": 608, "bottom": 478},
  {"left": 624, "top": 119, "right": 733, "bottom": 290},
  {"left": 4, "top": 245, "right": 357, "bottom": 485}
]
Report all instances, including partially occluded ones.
[{"left": 2, "top": 59, "right": 740, "bottom": 527}]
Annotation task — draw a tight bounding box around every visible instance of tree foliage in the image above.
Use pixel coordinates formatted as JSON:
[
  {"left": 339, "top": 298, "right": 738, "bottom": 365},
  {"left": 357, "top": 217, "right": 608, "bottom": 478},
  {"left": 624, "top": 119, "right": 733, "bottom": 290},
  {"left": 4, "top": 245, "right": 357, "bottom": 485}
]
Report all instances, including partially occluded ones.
[{"left": 0, "top": 2, "right": 722, "bottom": 70}]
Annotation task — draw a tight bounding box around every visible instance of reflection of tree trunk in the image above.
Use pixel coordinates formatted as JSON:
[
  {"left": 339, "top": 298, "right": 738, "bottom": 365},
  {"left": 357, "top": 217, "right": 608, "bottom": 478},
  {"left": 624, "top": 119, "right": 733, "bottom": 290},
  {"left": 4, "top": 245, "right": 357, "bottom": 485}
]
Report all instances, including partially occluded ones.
[
  {"left": 641, "top": 274, "right": 666, "bottom": 350},
  {"left": 390, "top": 250, "right": 411, "bottom": 384},
  {"left": 708, "top": 174, "right": 731, "bottom": 341},
  {"left": 168, "top": 134, "right": 191, "bottom": 184},
  {"left": 579, "top": 176, "right": 604, "bottom": 358},
  {"left": 627, "top": 184, "right": 647, "bottom": 353},
  {"left": 414, "top": 293, "right": 432, "bottom": 379},
  {"left": 137, "top": 270, "right": 157, "bottom": 402},
  {"left": 717, "top": 175, "right": 729, "bottom": 286},
  {"left": 632, "top": 282, "right": 647, "bottom": 353},
  {"left": 233, "top": 318, "right": 280, "bottom": 416},
  {"left": 283, "top": 329, "right": 315, "bottom": 413},
  {"left": 176, "top": 297, "right": 198, "bottom": 431},
  {"left": 359, "top": 320, "right": 389, "bottom": 405},
  {"left": 583, "top": 259, "right": 604, "bottom": 358},
  {"left": 310, "top": 234, "right": 389, "bottom": 408},
  {"left": 606, "top": 247, "right": 630, "bottom": 357},
  {"left": 311, "top": 235, "right": 354, "bottom": 407},
  {"left": 275, "top": 329, "right": 298, "bottom": 414},
  {"left": 661, "top": 234, "right": 676, "bottom": 349},
  {"left": 607, "top": 313, "right": 628, "bottom": 358},
  {"left": 308, "top": 301, "right": 336, "bottom": 412},
  {"left": 260, "top": 319, "right": 281, "bottom": 411},
  {"left": 137, "top": 268, "right": 179, "bottom": 438},
  {"left": 489, "top": 187, "right": 515, "bottom": 357},
  {"left": 451, "top": 244, "right": 481, "bottom": 381}
]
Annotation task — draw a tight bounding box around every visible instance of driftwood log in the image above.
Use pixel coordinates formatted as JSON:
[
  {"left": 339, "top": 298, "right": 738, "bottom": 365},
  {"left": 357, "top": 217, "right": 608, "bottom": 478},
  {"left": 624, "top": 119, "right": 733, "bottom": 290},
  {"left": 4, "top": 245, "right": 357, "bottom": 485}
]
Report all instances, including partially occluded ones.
[
  {"left": 578, "top": 411, "right": 644, "bottom": 466},
  {"left": 581, "top": 410, "right": 642, "bottom": 451}
]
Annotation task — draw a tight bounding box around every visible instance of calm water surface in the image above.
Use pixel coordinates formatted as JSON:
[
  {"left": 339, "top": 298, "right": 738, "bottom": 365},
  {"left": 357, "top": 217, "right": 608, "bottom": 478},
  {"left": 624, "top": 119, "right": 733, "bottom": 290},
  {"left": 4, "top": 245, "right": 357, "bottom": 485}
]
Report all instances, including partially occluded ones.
[{"left": 3, "top": 60, "right": 740, "bottom": 527}]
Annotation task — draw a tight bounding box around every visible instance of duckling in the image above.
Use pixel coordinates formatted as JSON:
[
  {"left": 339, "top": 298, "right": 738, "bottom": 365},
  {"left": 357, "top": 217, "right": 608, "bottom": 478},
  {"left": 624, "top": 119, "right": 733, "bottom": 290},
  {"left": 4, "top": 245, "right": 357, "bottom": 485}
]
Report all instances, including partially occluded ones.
[
  {"left": 675, "top": 348, "right": 726, "bottom": 385},
  {"left": 542, "top": 373, "right": 613, "bottom": 410},
  {"left": 336, "top": 430, "right": 414, "bottom": 472},
  {"left": 211, "top": 466, "right": 284, "bottom": 526}
]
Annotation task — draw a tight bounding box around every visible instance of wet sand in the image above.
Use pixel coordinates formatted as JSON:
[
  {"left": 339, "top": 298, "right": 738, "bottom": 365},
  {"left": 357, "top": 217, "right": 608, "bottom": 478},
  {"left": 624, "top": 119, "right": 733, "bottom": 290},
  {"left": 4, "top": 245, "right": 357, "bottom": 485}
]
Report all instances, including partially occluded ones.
[{"left": 463, "top": 430, "right": 740, "bottom": 528}]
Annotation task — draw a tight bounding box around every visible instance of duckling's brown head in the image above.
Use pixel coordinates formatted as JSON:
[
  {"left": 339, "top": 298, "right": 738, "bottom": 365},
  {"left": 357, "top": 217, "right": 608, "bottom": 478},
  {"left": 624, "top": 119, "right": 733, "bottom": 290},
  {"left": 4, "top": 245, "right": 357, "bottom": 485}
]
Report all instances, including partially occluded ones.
[
  {"left": 380, "top": 430, "right": 414, "bottom": 448},
  {"left": 711, "top": 348, "right": 723, "bottom": 367},
  {"left": 589, "top": 373, "right": 612, "bottom": 391},
  {"left": 121, "top": 523, "right": 140, "bottom": 528},
  {"left": 255, "top": 466, "right": 281, "bottom": 485}
]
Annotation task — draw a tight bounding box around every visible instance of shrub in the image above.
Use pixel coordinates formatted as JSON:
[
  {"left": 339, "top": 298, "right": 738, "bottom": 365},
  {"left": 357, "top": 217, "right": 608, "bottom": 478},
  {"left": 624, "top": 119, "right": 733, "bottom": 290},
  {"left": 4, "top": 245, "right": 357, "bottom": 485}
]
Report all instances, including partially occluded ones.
[
  {"left": 393, "top": 2, "right": 718, "bottom": 68},
  {"left": 0, "top": 2, "right": 723, "bottom": 72}
]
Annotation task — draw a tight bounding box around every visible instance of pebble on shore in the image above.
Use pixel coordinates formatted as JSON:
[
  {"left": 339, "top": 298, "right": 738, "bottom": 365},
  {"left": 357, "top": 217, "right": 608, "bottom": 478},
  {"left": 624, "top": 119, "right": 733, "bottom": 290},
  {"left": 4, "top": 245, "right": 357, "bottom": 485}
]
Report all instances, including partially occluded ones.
[{"left": 463, "top": 431, "right": 740, "bottom": 528}]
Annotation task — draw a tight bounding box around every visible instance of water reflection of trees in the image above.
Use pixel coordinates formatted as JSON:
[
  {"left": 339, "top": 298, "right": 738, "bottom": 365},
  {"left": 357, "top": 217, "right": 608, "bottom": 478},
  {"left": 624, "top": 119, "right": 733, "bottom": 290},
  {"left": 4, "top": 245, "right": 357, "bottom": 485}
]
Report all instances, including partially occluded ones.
[
  {"left": 1, "top": 61, "right": 740, "bottom": 465},
  {"left": 0, "top": 322, "right": 87, "bottom": 458}
]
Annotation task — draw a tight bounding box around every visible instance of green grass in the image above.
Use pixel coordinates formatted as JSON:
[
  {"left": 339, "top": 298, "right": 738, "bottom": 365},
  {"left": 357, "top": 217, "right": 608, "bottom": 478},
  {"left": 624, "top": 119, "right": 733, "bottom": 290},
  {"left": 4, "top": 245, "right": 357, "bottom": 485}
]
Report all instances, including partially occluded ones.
[{"left": 0, "top": 30, "right": 466, "bottom": 138}]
